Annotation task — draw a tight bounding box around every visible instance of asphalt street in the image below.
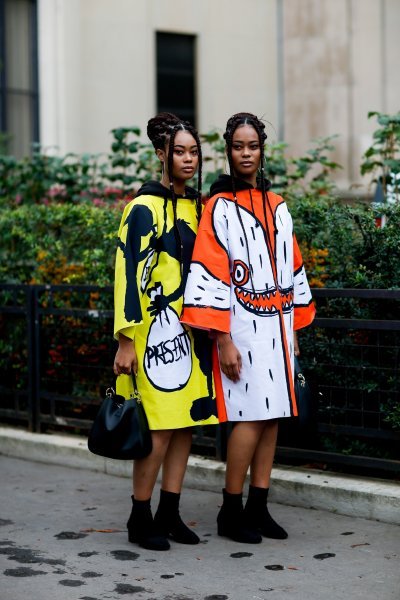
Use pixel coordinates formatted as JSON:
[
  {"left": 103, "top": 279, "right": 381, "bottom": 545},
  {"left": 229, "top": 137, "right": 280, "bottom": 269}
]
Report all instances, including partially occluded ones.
[{"left": 0, "top": 455, "right": 399, "bottom": 600}]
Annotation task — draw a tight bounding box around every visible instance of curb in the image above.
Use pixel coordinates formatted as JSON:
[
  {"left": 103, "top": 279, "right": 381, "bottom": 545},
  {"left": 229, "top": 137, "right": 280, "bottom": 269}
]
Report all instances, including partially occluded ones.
[{"left": 0, "top": 426, "right": 399, "bottom": 525}]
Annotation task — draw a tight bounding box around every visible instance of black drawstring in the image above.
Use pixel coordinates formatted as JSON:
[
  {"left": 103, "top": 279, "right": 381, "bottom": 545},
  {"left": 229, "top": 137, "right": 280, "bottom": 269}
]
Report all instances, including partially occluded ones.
[
  {"left": 233, "top": 191, "right": 255, "bottom": 293},
  {"left": 233, "top": 185, "right": 279, "bottom": 294}
]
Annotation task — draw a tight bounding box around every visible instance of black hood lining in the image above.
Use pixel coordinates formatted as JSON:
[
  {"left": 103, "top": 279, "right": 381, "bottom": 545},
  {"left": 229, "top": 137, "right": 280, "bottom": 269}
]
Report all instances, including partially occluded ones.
[
  {"left": 135, "top": 180, "right": 198, "bottom": 200},
  {"left": 209, "top": 174, "right": 272, "bottom": 196}
]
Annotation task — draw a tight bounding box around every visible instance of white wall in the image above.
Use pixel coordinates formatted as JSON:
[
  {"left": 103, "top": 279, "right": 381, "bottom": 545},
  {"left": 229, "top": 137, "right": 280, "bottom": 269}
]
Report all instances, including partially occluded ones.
[
  {"left": 38, "top": 0, "right": 400, "bottom": 190},
  {"left": 38, "top": 0, "right": 279, "bottom": 156}
]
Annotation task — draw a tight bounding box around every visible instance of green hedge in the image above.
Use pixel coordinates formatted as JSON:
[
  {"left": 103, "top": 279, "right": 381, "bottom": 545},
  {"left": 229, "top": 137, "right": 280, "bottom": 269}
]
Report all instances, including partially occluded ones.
[{"left": 1, "top": 203, "right": 121, "bottom": 286}]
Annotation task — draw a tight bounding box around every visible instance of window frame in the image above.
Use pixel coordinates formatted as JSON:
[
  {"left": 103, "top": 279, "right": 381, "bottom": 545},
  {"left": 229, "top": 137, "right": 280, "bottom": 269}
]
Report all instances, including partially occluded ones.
[
  {"left": 156, "top": 30, "right": 197, "bottom": 127},
  {"left": 0, "top": 0, "right": 39, "bottom": 156}
]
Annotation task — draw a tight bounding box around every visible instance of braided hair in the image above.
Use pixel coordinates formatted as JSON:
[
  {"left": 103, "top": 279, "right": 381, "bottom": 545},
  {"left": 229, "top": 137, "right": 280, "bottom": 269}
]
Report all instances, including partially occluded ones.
[
  {"left": 223, "top": 112, "right": 269, "bottom": 293},
  {"left": 147, "top": 112, "right": 203, "bottom": 223},
  {"left": 223, "top": 112, "right": 268, "bottom": 202}
]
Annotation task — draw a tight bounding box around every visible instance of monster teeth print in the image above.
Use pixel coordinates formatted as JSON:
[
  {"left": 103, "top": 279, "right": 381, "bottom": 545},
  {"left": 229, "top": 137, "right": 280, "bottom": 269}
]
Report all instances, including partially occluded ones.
[{"left": 235, "top": 287, "right": 283, "bottom": 316}]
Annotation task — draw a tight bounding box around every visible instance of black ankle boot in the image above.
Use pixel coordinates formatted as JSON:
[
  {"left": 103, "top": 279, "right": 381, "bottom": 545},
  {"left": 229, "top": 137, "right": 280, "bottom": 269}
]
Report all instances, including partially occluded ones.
[
  {"left": 127, "top": 496, "right": 170, "bottom": 551},
  {"left": 153, "top": 489, "right": 199, "bottom": 545},
  {"left": 217, "top": 488, "right": 262, "bottom": 544},
  {"left": 244, "top": 485, "right": 288, "bottom": 540}
]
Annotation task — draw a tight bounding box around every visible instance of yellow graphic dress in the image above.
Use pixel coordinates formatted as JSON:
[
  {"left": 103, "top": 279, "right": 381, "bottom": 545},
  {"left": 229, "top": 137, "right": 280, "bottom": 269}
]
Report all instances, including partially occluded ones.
[{"left": 114, "top": 181, "right": 219, "bottom": 430}]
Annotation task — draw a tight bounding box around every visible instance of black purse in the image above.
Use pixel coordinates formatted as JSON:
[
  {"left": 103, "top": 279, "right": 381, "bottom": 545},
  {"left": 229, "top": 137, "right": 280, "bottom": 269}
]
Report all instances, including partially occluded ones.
[{"left": 88, "top": 374, "right": 152, "bottom": 460}]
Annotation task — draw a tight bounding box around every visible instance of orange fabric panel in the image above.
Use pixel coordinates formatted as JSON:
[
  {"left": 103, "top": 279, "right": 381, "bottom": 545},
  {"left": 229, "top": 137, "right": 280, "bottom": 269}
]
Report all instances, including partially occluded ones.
[
  {"left": 293, "top": 234, "right": 316, "bottom": 331},
  {"left": 190, "top": 196, "right": 231, "bottom": 286},
  {"left": 294, "top": 304, "right": 316, "bottom": 331},
  {"left": 180, "top": 306, "right": 230, "bottom": 334},
  {"left": 212, "top": 341, "right": 228, "bottom": 422}
]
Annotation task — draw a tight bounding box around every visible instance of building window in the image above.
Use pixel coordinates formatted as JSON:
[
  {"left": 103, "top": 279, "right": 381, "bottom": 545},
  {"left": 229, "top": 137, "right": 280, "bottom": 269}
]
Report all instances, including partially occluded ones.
[
  {"left": 0, "top": 0, "right": 39, "bottom": 157},
  {"left": 156, "top": 32, "right": 196, "bottom": 126}
]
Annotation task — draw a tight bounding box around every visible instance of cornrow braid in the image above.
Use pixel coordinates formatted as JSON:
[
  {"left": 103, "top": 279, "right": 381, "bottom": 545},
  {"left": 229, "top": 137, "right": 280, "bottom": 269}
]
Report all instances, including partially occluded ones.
[{"left": 224, "top": 112, "right": 267, "bottom": 197}]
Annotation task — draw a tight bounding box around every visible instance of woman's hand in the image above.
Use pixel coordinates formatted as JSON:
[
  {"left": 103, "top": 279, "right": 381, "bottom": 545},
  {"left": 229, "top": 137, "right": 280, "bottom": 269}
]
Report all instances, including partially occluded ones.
[
  {"left": 113, "top": 334, "right": 138, "bottom": 376},
  {"left": 217, "top": 333, "right": 242, "bottom": 382}
]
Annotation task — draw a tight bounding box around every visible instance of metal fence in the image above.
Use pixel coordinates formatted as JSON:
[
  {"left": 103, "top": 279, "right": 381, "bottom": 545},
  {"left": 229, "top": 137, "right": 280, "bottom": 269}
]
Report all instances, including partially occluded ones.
[{"left": 1, "top": 284, "right": 399, "bottom": 475}]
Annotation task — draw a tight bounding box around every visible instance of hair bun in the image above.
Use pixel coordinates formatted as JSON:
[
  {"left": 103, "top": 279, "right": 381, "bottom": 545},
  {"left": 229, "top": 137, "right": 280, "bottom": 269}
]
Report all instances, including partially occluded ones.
[{"left": 147, "top": 113, "right": 182, "bottom": 149}]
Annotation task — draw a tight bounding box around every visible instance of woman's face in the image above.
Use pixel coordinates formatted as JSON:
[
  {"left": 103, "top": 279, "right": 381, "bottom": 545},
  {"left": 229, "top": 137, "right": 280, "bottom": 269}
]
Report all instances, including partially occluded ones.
[
  {"left": 160, "top": 130, "right": 199, "bottom": 182},
  {"left": 230, "top": 124, "right": 261, "bottom": 184}
]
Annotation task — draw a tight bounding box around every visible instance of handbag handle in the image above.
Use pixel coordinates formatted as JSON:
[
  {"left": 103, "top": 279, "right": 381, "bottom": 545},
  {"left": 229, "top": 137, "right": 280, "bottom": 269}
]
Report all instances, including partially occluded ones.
[
  {"left": 107, "top": 371, "right": 142, "bottom": 403},
  {"left": 130, "top": 370, "right": 142, "bottom": 403}
]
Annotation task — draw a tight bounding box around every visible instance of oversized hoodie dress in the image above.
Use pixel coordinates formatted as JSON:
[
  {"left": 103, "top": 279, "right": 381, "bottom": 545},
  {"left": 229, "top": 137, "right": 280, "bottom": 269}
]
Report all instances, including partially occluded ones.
[
  {"left": 181, "top": 175, "right": 315, "bottom": 423},
  {"left": 114, "top": 181, "right": 218, "bottom": 430}
]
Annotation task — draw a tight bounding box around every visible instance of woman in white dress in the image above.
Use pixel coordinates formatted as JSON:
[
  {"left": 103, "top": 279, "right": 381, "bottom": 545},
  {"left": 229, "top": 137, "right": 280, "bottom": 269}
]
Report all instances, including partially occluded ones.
[{"left": 182, "top": 112, "right": 316, "bottom": 543}]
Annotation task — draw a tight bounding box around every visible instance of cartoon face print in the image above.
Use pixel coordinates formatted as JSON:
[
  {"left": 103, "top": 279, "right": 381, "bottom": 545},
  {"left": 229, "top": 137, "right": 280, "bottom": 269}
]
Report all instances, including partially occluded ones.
[{"left": 213, "top": 199, "right": 290, "bottom": 317}]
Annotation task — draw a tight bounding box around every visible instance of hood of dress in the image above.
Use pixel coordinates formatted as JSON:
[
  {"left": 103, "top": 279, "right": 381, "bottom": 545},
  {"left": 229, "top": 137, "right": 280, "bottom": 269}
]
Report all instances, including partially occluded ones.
[
  {"left": 209, "top": 174, "right": 272, "bottom": 196},
  {"left": 135, "top": 180, "right": 198, "bottom": 200}
]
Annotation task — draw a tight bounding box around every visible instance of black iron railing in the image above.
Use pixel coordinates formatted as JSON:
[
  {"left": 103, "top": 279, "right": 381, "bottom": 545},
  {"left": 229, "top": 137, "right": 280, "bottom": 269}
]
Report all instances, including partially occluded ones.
[{"left": 0, "top": 284, "right": 399, "bottom": 473}]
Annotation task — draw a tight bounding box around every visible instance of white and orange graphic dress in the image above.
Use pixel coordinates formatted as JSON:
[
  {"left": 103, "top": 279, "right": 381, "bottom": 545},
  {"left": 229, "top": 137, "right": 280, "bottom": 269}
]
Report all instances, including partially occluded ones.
[{"left": 181, "top": 181, "right": 315, "bottom": 422}]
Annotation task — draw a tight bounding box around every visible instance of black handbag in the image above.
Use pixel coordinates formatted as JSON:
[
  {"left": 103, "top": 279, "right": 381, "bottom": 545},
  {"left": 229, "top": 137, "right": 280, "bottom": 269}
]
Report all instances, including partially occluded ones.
[
  {"left": 294, "top": 356, "right": 315, "bottom": 430},
  {"left": 88, "top": 374, "right": 152, "bottom": 460}
]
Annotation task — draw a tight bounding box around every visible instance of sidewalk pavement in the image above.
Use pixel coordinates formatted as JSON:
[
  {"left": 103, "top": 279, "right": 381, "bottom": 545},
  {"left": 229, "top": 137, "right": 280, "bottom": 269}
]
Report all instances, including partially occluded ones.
[{"left": 0, "top": 427, "right": 399, "bottom": 600}]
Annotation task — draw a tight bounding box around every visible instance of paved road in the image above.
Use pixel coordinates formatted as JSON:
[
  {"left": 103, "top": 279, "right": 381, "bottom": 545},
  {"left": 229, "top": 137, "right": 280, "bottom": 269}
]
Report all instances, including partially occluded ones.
[{"left": 0, "top": 455, "right": 399, "bottom": 600}]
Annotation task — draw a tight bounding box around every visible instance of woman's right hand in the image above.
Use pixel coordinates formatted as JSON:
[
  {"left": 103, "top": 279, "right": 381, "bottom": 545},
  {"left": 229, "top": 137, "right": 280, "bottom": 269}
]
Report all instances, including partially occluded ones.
[
  {"left": 113, "top": 334, "right": 138, "bottom": 376},
  {"left": 217, "top": 333, "right": 242, "bottom": 382}
]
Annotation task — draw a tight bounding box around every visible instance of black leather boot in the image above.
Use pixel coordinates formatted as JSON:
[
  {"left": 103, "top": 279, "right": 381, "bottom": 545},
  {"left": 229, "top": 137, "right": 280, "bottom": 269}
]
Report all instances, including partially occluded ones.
[
  {"left": 217, "top": 488, "right": 262, "bottom": 544},
  {"left": 244, "top": 485, "right": 288, "bottom": 539},
  {"left": 153, "top": 489, "right": 200, "bottom": 545},
  {"left": 127, "top": 496, "right": 170, "bottom": 551}
]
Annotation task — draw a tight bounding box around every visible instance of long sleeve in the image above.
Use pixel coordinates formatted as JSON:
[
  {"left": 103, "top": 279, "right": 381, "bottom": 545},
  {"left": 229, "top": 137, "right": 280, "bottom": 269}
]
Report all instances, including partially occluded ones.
[
  {"left": 293, "top": 234, "right": 316, "bottom": 330},
  {"left": 114, "top": 200, "right": 157, "bottom": 340},
  {"left": 181, "top": 197, "right": 231, "bottom": 333}
]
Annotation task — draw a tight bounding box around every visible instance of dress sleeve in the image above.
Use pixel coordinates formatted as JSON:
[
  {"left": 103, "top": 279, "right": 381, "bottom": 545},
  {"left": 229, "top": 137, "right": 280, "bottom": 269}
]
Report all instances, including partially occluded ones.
[
  {"left": 181, "top": 197, "right": 231, "bottom": 333},
  {"left": 293, "top": 234, "right": 316, "bottom": 330},
  {"left": 114, "top": 200, "right": 157, "bottom": 340}
]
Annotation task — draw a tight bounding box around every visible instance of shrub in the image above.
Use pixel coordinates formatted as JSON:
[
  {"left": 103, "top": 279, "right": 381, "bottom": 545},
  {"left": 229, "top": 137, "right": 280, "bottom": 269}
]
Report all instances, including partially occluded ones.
[{"left": 0, "top": 203, "right": 122, "bottom": 286}]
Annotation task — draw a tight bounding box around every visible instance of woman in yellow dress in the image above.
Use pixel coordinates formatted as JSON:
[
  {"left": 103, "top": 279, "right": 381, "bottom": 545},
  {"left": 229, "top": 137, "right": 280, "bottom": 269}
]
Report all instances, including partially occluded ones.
[{"left": 113, "top": 113, "right": 218, "bottom": 551}]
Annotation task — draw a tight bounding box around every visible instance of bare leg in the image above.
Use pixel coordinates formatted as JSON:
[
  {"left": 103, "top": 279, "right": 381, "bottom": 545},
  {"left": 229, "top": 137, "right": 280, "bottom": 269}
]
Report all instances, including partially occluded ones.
[
  {"left": 161, "top": 427, "right": 193, "bottom": 493},
  {"left": 128, "top": 430, "right": 174, "bottom": 551},
  {"left": 153, "top": 427, "right": 199, "bottom": 544},
  {"left": 133, "top": 430, "right": 173, "bottom": 500},
  {"left": 249, "top": 419, "right": 279, "bottom": 488},
  {"left": 217, "top": 421, "right": 264, "bottom": 543},
  {"left": 245, "top": 420, "right": 287, "bottom": 539},
  {"left": 225, "top": 421, "right": 266, "bottom": 494}
]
